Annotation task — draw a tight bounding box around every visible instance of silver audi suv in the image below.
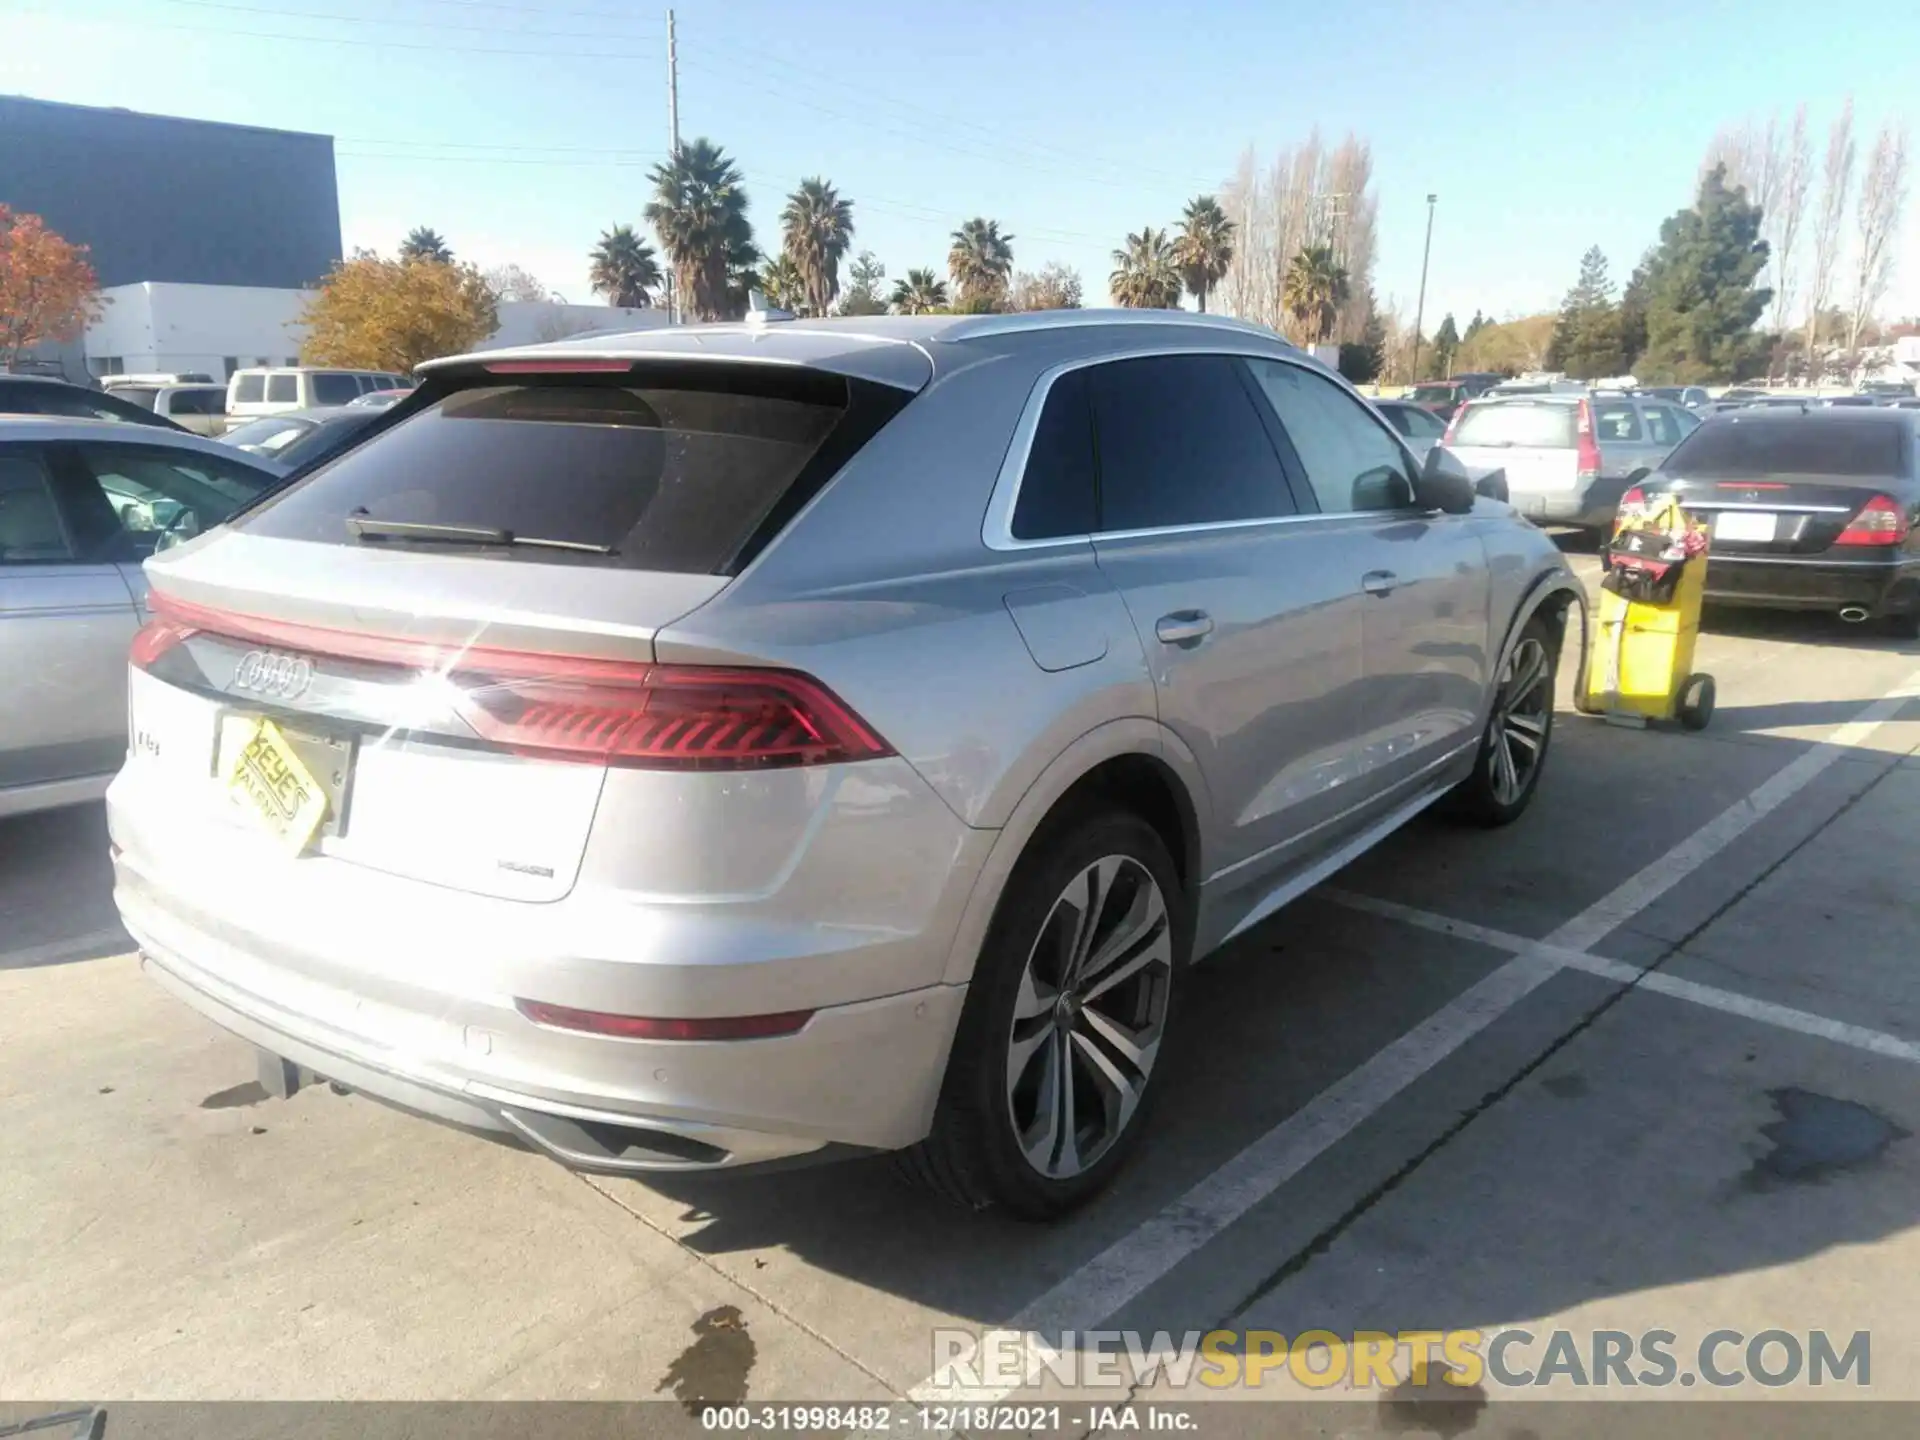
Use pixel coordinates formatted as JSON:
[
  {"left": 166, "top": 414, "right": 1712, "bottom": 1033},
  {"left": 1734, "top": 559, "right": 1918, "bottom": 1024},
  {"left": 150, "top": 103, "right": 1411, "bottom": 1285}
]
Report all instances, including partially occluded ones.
[{"left": 108, "top": 311, "right": 1584, "bottom": 1219}]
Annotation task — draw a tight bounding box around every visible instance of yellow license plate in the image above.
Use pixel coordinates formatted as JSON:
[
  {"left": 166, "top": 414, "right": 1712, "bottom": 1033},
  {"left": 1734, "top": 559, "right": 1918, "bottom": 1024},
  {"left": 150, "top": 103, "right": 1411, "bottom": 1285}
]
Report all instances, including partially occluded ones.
[{"left": 221, "top": 716, "right": 328, "bottom": 853}]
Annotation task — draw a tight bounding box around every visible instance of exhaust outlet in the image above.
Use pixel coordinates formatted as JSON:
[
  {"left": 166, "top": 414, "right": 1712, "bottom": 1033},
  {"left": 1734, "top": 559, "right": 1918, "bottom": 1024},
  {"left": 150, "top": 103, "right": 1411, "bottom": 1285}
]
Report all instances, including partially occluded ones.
[{"left": 1839, "top": 607, "right": 1871, "bottom": 624}]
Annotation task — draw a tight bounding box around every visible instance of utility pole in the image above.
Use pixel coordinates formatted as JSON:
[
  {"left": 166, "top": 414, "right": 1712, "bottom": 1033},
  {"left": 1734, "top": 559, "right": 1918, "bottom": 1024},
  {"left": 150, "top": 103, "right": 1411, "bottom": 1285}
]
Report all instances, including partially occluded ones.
[
  {"left": 665, "top": 8, "right": 680, "bottom": 325},
  {"left": 1410, "top": 193, "right": 1437, "bottom": 383}
]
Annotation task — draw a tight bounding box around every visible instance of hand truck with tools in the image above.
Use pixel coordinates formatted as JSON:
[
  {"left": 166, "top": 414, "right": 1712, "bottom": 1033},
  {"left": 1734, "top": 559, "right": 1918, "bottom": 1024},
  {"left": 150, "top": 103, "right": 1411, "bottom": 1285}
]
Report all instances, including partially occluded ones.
[{"left": 1575, "top": 491, "right": 1717, "bottom": 731}]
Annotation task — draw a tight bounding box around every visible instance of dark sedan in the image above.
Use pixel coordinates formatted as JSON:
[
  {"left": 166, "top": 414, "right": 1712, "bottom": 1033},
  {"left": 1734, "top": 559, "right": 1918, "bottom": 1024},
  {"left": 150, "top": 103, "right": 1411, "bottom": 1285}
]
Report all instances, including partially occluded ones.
[
  {"left": 220, "top": 405, "right": 384, "bottom": 472},
  {"left": 1621, "top": 408, "right": 1920, "bottom": 635}
]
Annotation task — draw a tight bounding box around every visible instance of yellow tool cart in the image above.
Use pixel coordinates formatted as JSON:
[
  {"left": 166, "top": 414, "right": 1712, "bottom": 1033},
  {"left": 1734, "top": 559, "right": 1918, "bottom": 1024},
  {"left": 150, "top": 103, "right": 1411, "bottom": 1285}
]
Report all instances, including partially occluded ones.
[{"left": 1575, "top": 492, "right": 1716, "bottom": 730}]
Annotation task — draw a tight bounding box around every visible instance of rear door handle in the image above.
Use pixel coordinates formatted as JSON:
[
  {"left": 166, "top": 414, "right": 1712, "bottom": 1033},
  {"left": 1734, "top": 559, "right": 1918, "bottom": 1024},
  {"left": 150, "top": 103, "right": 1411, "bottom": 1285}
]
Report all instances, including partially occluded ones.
[
  {"left": 1362, "top": 570, "right": 1399, "bottom": 597},
  {"left": 1155, "top": 611, "right": 1214, "bottom": 647}
]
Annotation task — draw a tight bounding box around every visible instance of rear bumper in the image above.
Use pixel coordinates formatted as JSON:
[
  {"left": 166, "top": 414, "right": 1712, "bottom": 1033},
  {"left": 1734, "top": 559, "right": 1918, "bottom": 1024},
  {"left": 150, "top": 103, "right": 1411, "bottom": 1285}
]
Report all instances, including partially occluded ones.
[
  {"left": 1506, "top": 477, "right": 1630, "bottom": 529},
  {"left": 1701, "top": 552, "right": 1920, "bottom": 613}
]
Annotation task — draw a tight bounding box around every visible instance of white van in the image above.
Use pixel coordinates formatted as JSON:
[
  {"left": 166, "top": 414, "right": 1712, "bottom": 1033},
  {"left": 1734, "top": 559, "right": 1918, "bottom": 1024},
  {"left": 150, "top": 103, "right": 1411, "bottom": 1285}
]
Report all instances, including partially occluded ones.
[
  {"left": 104, "top": 382, "right": 234, "bottom": 436},
  {"left": 226, "top": 367, "right": 415, "bottom": 418}
]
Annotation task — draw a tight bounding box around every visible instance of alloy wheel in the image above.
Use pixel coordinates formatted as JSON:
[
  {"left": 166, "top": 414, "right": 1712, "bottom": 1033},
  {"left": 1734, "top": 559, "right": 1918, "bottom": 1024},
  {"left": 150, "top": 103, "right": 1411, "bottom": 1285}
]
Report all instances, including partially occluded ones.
[
  {"left": 1489, "top": 636, "right": 1551, "bottom": 806},
  {"left": 1005, "top": 854, "right": 1174, "bottom": 1181}
]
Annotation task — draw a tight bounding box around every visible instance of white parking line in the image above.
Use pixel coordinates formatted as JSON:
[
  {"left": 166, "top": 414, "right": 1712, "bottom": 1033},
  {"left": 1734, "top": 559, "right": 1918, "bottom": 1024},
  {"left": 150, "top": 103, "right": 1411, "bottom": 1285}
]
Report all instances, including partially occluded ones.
[
  {"left": 905, "top": 664, "right": 1920, "bottom": 1402},
  {"left": 0, "top": 928, "right": 132, "bottom": 971},
  {"left": 1329, "top": 891, "right": 1920, "bottom": 1066}
]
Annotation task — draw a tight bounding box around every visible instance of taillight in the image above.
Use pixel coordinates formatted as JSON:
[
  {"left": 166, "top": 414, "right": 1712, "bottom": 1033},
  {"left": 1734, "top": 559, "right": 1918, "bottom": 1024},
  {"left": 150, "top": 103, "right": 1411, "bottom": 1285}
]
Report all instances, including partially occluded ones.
[
  {"left": 515, "top": 998, "right": 814, "bottom": 1041},
  {"left": 1575, "top": 400, "right": 1602, "bottom": 478},
  {"left": 1834, "top": 494, "right": 1911, "bottom": 547},
  {"left": 134, "top": 591, "right": 892, "bottom": 771}
]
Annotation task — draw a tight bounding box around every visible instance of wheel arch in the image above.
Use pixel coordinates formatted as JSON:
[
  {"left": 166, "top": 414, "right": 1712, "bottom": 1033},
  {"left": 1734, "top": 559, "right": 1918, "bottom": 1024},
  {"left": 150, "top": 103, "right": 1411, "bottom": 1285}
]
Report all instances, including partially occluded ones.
[
  {"left": 938, "top": 719, "right": 1211, "bottom": 987},
  {"left": 1487, "top": 565, "right": 1587, "bottom": 723}
]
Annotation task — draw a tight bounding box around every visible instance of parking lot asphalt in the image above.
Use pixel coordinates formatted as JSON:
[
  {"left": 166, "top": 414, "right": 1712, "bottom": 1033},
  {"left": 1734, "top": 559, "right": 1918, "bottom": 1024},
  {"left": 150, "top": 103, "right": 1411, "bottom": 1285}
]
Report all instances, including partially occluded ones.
[{"left": 5, "top": 549, "right": 1920, "bottom": 1424}]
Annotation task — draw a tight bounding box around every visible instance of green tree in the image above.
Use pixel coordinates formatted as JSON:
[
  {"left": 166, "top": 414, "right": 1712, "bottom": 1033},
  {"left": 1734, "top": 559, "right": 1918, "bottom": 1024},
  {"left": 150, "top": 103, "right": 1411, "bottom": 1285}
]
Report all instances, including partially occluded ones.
[
  {"left": 890, "top": 267, "right": 949, "bottom": 314},
  {"left": 723, "top": 235, "right": 762, "bottom": 321},
  {"left": 947, "top": 218, "right": 1014, "bottom": 307},
  {"left": 1281, "top": 244, "right": 1350, "bottom": 344},
  {"left": 780, "top": 176, "right": 854, "bottom": 318},
  {"left": 1545, "top": 245, "right": 1626, "bottom": 379},
  {"left": 587, "top": 225, "right": 662, "bottom": 308},
  {"left": 756, "top": 253, "right": 807, "bottom": 312},
  {"left": 1173, "top": 195, "right": 1235, "bottom": 313},
  {"left": 399, "top": 227, "right": 452, "bottom": 264},
  {"left": 1637, "top": 163, "right": 1773, "bottom": 383},
  {"left": 644, "top": 138, "right": 754, "bottom": 322},
  {"left": 1429, "top": 313, "right": 1460, "bottom": 376},
  {"left": 1110, "top": 227, "right": 1182, "bottom": 308},
  {"left": 1464, "top": 309, "right": 1489, "bottom": 341},
  {"left": 1617, "top": 251, "right": 1654, "bottom": 369},
  {"left": 838, "top": 251, "right": 887, "bottom": 315}
]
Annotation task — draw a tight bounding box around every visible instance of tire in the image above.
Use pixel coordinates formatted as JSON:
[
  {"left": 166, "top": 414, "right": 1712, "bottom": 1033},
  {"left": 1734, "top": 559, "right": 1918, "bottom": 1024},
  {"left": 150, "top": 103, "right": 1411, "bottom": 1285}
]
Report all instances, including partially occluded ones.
[
  {"left": 1445, "top": 614, "right": 1558, "bottom": 827},
  {"left": 899, "top": 805, "right": 1187, "bottom": 1220},
  {"left": 1678, "top": 673, "right": 1716, "bottom": 731}
]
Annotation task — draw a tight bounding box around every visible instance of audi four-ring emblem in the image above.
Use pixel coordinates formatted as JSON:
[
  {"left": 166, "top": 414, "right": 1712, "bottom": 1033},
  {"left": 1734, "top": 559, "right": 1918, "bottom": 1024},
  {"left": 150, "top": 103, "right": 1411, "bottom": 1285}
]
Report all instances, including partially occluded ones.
[{"left": 232, "top": 650, "right": 314, "bottom": 700}]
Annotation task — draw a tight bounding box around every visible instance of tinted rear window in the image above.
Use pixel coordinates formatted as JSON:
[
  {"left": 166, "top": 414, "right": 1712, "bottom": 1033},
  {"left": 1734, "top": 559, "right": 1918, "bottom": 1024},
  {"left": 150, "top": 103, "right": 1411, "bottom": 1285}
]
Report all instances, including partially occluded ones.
[
  {"left": 1450, "top": 402, "right": 1577, "bottom": 449},
  {"left": 1408, "top": 385, "right": 1458, "bottom": 403},
  {"left": 114, "top": 387, "right": 161, "bottom": 410},
  {"left": 311, "top": 373, "right": 362, "bottom": 406},
  {"left": 1012, "top": 370, "right": 1097, "bottom": 540},
  {"left": 234, "top": 375, "right": 265, "bottom": 404},
  {"left": 240, "top": 374, "right": 859, "bottom": 572},
  {"left": 266, "top": 374, "right": 299, "bottom": 404},
  {"left": 1664, "top": 418, "right": 1907, "bottom": 479}
]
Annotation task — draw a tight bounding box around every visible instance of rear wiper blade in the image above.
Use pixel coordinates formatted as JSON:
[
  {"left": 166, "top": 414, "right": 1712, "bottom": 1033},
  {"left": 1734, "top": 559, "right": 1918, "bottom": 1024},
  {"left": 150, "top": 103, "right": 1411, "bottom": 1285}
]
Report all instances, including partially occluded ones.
[{"left": 345, "top": 515, "right": 616, "bottom": 555}]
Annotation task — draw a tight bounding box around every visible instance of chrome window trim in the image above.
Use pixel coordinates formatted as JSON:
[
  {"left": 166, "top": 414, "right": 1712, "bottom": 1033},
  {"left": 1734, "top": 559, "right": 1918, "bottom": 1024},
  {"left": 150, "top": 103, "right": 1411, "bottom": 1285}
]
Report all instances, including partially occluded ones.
[{"left": 981, "top": 344, "right": 1423, "bottom": 552}]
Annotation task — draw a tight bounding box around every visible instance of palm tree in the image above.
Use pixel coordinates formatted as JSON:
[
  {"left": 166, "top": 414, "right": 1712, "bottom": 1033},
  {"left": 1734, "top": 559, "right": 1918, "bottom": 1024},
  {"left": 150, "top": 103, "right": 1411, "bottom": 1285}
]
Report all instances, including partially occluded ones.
[
  {"left": 1174, "top": 196, "right": 1236, "bottom": 313},
  {"left": 399, "top": 227, "right": 452, "bottom": 264},
  {"left": 889, "top": 268, "right": 950, "bottom": 315},
  {"left": 1282, "top": 244, "right": 1351, "bottom": 345},
  {"left": 587, "top": 225, "right": 662, "bottom": 308},
  {"left": 780, "top": 177, "right": 854, "bottom": 318},
  {"left": 757, "top": 253, "right": 808, "bottom": 313},
  {"left": 644, "top": 138, "right": 754, "bottom": 322},
  {"left": 1109, "top": 227, "right": 1182, "bottom": 309},
  {"left": 947, "top": 218, "right": 1014, "bottom": 306},
  {"left": 723, "top": 235, "right": 762, "bottom": 321}
]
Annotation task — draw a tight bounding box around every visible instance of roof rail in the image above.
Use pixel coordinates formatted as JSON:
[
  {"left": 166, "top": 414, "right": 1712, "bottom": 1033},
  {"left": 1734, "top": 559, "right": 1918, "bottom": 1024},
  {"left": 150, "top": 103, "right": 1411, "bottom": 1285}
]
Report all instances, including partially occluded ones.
[{"left": 941, "top": 308, "right": 1291, "bottom": 344}]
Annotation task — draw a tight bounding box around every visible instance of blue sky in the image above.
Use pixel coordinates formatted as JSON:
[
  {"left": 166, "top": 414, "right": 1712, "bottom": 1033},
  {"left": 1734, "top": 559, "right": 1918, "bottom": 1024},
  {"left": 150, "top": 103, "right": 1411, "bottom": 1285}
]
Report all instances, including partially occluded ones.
[{"left": 5, "top": 0, "right": 1916, "bottom": 330}]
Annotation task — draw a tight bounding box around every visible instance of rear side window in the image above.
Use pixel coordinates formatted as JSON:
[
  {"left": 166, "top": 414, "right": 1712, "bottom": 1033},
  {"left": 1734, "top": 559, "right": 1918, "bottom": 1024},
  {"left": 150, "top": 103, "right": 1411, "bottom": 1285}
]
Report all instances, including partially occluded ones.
[
  {"left": 170, "top": 390, "right": 224, "bottom": 416},
  {"left": 311, "top": 373, "right": 361, "bottom": 406},
  {"left": 1011, "top": 370, "right": 1096, "bottom": 540},
  {"left": 1592, "top": 402, "right": 1643, "bottom": 442},
  {"left": 1664, "top": 419, "right": 1906, "bottom": 479},
  {"left": 0, "top": 452, "right": 72, "bottom": 562},
  {"left": 1086, "top": 354, "right": 1295, "bottom": 531},
  {"left": 115, "top": 387, "right": 161, "bottom": 411},
  {"left": 266, "top": 374, "right": 299, "bottom": 404},
  {"left": 234, "top": 375, "right": 265, "bottom": 404},
  {"left": 1641, "top": 405, "right": 1681, "bottom": 445},
  {"left": 1451, "top": 402, "right": 1577, "bottom": 449},
  {"left": 241, "top": 372, "right": 868, "bottom": 573}
]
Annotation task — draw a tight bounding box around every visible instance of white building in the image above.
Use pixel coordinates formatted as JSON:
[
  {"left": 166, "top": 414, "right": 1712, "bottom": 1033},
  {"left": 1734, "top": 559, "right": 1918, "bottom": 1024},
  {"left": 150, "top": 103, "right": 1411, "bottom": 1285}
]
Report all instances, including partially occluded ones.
[{"left": 84, "top": 282, "right": 667, "bottom": 378}]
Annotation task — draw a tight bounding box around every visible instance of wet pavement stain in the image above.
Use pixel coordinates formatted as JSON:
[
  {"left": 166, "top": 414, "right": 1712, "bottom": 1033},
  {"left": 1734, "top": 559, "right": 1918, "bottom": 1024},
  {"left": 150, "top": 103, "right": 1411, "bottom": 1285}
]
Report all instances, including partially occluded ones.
[
  {"left": 1743, "top": 1087, "right": 1909, "bottom": 1192},
  {"left": 200, "top": 1081, "right": 270, "bottom": 1110},
  {"left": 1540, "top": 1073, "right": 1588, "bottom": 1100},
  {"left": 656, "top": 1304, "right": 756, "bottom": 1414},
  {"left": 1377, "top": 1365, "right": 1487, "bottom": 1437}
]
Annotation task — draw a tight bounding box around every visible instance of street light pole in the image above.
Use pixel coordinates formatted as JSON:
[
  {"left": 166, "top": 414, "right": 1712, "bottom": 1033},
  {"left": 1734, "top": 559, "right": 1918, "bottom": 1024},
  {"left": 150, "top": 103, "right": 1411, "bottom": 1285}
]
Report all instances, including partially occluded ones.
[
  {"left": 1410, "top": 193, "right": 1437, "bottom": 383},
  {"left": 665, "top": 8, "right": 680, "bottom": 326}
]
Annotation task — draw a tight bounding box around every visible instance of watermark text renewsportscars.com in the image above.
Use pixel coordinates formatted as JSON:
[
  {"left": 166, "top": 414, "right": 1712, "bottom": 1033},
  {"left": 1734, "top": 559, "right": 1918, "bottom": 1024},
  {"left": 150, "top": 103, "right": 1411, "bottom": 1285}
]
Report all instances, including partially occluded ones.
[{"left": 928, "top": 1327, "right": 1871, "bottom": 1392}]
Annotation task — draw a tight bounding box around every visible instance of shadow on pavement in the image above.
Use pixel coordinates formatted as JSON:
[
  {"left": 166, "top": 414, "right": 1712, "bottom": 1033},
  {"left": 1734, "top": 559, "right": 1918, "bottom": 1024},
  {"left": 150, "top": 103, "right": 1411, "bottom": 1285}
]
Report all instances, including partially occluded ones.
[{"left": 0, "top": 802, "right": 129, "bottom": 969}]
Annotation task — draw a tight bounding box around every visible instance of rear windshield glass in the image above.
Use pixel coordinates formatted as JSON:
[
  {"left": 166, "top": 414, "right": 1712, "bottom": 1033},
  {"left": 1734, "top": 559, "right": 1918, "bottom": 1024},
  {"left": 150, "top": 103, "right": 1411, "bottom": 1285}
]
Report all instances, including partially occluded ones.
[
  {"left": 1664, "top": 418, "right": 1907, "bottom": 478},
  {"left": 1450, "top": 402, "right": 1576, "bottom": 449},
  {"left": 239, "top": 374, "right": 856, "bottom": 572},
  {"left": 112, "top": 387, "right": 160, "bottom": 410},
  {"left": 1408, "top": 385, "right": 1457, "bottom": 403}
]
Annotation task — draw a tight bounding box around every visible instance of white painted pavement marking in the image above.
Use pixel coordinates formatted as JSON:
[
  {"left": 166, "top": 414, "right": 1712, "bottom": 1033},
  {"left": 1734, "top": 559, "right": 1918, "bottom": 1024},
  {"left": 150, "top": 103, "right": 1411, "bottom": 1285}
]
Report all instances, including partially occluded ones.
[
  {"left": 900, "top": 664, "right": 1920, "bottom": 1404},
  {"left": 1330, "top": 891, "right": 1920, "bottom": 1067}
]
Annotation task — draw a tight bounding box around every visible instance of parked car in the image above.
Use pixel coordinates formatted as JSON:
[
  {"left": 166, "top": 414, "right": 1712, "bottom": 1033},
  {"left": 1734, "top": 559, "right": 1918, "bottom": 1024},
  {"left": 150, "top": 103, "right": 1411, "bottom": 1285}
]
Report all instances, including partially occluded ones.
[
  {"left": 1442, "top": 390, "right": 1700, "bottom": 533},
  {"left": 221, "top": 406, "right": 384, "bottom": 471},
  {"left": 1643, "top": 385, "right": 1713, "bottom": 411},
  {"left": 347, "top": 389, "right": 408, "bottom": 409},
  {"left": 1405, "top": 373, "right": 1501, "bottom": 420},
  {"left": 226, "top": 366, "right": 416, "bottom": 419},
  {"left": 108, "top": 311, "right": 1584, "bottom": 1218},
  {"left": 0, "top": 420, "right": 282, "bottom": 819},
  {"left": 102, "top": 371, "right": 218, "bottom": 389},
  {"left": 99, "top": 382, "right": 232, "bottom": 437},
  {"left": 1621, "top": 408, "right": 1920, "bottom": 636},
  {"left": 1710, "top": 386, "right": 1771, "bottom": 413},
  {"left": 0, "top": 374, "right": 186, "bottom": 431},
  {"left": 1372, "top": 397, "right": 1448, "bottom": 461},
  {"left": 1858, "top": 379, "right": 1917, "bottom": 399}
]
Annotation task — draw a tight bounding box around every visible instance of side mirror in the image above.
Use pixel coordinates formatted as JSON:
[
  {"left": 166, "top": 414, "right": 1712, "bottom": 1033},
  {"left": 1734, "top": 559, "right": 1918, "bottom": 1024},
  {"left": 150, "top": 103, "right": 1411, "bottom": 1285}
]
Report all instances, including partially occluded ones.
[{"left": 1417, "top": 446, "right": 1477, "bottom": 515}]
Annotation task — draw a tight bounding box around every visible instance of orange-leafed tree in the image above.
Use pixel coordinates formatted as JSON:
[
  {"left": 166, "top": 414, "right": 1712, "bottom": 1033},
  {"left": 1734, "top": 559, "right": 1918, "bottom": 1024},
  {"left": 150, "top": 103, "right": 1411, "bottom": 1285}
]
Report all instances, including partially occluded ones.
[
  {"left": 298, "top": 251, "right": 499, "bottom": 371},
  {"left": 0, "top": 206, "right": 105, "bottom": 370}
]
